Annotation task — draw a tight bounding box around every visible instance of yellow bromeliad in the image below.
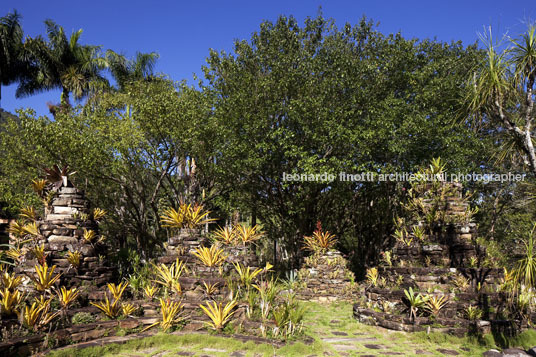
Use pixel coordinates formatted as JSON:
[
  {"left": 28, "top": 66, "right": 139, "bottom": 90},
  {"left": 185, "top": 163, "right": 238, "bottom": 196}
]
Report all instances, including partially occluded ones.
[
  {"left": 32, "top": 263, "right": 61, "bottom": 292},
  {"left": 121, "top": 303, "right": 137, "bottom": 316},
  {"left": 67, "top": 251, "right": 82, "bottom": 268},
  {"left": 0, "top": 288, "right": 23, "bottom": 316},
  {"left": 143, "top": 285, "right": 159, "bottom": 299},
  {"left": 152, "top": 258, "right": 186, "bottom": 291},
  {"left": 90, "top": 295, "right": 121, "bottom": 319},
  {"left": 233, "top": 263, "right": 263, "bottom": 287},
  {"left": 199, "top": 300, "right": 237, "bottom": 330},
  {"left": 0, "top": 271, "right": 23, "bottom": 290},
  {"left": 193, "top": 245, "right": 226, "bottom": 267},
  {"left": 303, "top": 228, "right": 337, "bottom": 253},
  {"left": 234, "top": 224, "right": 264, "bottom": 245},
  {"left": 107, "top": 282, "right": 128, "bottom": 301},
  {"left": 56, "top": 286, "right": 80, "bottom": 309},
  {"left": 142, "top": 298, "right": 184, "bottom": 332},
  {"left": 20, "top": 302, "right": 44, "bottom": 331},
  {"left": 212, "top": 226, "right": 237, "bottom": 245}
]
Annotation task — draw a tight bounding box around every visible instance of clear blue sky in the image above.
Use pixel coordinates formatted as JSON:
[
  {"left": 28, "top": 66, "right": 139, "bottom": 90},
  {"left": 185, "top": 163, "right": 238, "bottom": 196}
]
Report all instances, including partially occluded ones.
[{"left": 1, "top": 0, "right": 534, "bottom": 116}]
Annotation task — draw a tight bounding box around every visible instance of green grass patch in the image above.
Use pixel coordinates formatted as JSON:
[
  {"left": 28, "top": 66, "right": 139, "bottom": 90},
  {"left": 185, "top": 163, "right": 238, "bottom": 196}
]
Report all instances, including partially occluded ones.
[{"left": 46, "top": 301, "right": 536, "bottom": 357}]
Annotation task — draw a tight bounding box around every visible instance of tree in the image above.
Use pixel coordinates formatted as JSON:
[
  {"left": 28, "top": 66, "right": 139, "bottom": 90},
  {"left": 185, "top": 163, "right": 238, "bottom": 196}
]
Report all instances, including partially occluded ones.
[
  {"left": 17, "top": 20, "right": 107, "bottom": 106},
  {"left": 0, "top": 78, "right": 214, "bottom": 255},
  {"left": 0, "top": 10, "right": 24, "bottom": 108},
  {"left": 467, "top": 25, "right": 536, "bottom": 176},
  {"left": 201, "top": 14, "right": 486, "bottom": 268},
  {"left": 105, "top": 50, "right": 159, "bottom": 91}
]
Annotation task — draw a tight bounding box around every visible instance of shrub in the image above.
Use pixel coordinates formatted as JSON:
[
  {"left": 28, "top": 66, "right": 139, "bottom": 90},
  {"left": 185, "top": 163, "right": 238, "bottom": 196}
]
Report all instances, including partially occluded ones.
[{"left": 71, "top": 312, "right": 96, "bottom": 325}]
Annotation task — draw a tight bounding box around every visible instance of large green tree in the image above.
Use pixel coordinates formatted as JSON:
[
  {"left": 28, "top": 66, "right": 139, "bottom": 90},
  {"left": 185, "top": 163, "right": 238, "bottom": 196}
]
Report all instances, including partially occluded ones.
[
  {"left": 201, "top": 15, "right": 487, "bottom": 268},
  {"left": 105, "top": 50, "right": 159, "bottom": 91},
  {"left": 0, "top": 78, "right": 214, "bottom": 254}
]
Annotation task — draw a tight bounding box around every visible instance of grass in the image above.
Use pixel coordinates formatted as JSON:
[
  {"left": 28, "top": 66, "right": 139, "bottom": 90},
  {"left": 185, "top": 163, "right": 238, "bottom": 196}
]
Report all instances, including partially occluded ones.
[{"left": 46, "top": 301, "right": 536, "bottom": 356}]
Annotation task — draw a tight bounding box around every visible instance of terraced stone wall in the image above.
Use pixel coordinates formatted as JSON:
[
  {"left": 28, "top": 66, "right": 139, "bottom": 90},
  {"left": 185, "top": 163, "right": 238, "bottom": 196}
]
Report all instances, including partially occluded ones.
[
  {"left": 13, "top": 183, "right": 114, "bottom": 297},
  {"left": 297, "top": 250, "right": 357, "bottom": 302}
]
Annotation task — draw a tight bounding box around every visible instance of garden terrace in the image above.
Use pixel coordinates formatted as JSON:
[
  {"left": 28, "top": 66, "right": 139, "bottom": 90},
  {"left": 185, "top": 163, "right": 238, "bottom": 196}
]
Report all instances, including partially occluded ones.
[
  {"left": 352, "top": 179, "right": 532, "bottom": 339},
  {"left": 0, "top": 300, "right": 256, "bottom": 356},
  {"left": 296, "top": 250, "right": 357, "bottom": 302},
  {"left": 12, "top": 182, "right": 115, "bottom": 298}
]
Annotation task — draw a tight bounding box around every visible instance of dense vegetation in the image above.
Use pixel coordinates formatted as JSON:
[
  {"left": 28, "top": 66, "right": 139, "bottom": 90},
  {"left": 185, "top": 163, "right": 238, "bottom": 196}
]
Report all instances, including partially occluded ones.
[{"left": 1, "top": 10, "right": 535, "bottom": 274}]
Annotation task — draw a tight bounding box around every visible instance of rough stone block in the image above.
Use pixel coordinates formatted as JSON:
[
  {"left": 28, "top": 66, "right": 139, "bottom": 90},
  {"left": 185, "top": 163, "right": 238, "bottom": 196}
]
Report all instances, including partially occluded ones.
[
  {"left": 422, "top": 245, "right": 443, "bottom": 252},
  {"left": 52, "top": 258, "right": 70, "bottom": 268},
  {"left": 54, "top": 206, "right": 78, "bottom": 215},
  {"left": 59, "top": 187, "right": 78, "bottom": 194},
  {"left": 51, "top": 198, "right": 71, "bottom": 206},
  {"left": 48, "top": 235, "right": 78, "bottom": 244},
  {"left": 46, "top": 214, "right": 73, "bottom": 221},
  {"left": 79, "top": 244, "right": 94, "bottom": 257},
  {"left": 52, "top": 228, "right": 72, "bottom": 236}
]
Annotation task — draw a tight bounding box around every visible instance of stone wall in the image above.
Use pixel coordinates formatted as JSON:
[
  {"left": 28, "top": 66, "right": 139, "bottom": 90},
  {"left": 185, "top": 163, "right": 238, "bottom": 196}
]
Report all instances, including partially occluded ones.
[
  {"left": 352, "top": 181, "right": 519, "bottom": 335},
  {"left": 157, "top": 229, "right": 259, "bottom": 298},
  {"left": 297, "top": 250, "right": 356, "bottom": 302},
  {"left": 394, "top": 182, "right": 479, "bottom": 267},
  {"left": 162, "top": 229, "right": 259, "bottom": 269},
  {"left": 13, "top": 183, "right": 114, "bottom": 296}
]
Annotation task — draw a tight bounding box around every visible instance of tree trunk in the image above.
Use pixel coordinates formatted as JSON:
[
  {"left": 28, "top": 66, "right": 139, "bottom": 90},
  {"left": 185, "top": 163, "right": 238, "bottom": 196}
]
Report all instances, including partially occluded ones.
[{"left": 61, "top": 87, "right": 69, "bottom": 106}]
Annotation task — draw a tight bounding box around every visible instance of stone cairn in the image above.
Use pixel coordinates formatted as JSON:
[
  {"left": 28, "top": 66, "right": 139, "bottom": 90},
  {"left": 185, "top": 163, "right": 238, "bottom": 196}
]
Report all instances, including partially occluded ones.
[
  {"left": 158, "top": 228, "right": 258, "bottom": 300},
  {"left": 14, "top": 180, "right": 114, "bottom": 297},
  {"left": 394, "top": 182, "right": 478, "bottom": 267},
  {"left": 354, "top": 181, "right": 511, "bottom": 336},
  {"left": 297, "top": 250, "right": 356, "bottom": 302}
]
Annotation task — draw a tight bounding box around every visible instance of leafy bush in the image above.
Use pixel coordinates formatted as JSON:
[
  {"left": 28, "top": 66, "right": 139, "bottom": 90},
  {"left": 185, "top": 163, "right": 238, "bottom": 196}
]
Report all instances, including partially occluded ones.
[{"left": 71, "top": 312, "right": 95, "bottom": 325}]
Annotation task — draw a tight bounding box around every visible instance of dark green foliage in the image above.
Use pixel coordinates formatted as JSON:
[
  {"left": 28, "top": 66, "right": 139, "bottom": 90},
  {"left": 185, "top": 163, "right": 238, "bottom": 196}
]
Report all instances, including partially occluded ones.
[
  {"left": 0, "top": 10, "right": 24, "bottom": 107},
  {"left": 200, "top": 14, "right": 488, "bottom": 269},
  {"left": 0, "top": 12, "right": 525, "bottom": 272},
  {"left": 0, "top": 78, "right": 214, "bottom": 255},
  {"left": 17, "top": 20, "right": 108, "bottom": 106}
]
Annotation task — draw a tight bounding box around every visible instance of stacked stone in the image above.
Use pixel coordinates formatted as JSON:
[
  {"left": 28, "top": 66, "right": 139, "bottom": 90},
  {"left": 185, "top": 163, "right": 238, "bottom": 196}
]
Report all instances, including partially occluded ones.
[
  {"left": 353, "top": 182, "right": 516, "bottom": 336},
  {"left": 166, "top": 228, "right": 205, "bottom": 255},
  {"left": 223, "top": 245, "right": 258, "bottom": 267},
  {"left": 160, "top": 229, "right": 259, "bottom": 272},
  {"left": 0, "top": 218, "right": 10, "bottom": 245},
  {"left": 394, "top": 182, "right": 478, "bottom": 267},
  {"left": 297, "top": 250, "right": 356, "bottom": 302},
  {"left": 159, "top": 228, "right": 219, "bottom": 280},
  {"left": 157, "top": 229, "right": 261, "bottom": 300},
  {"left": 14, "top": 183, "right": 114, "bottom": 293}
]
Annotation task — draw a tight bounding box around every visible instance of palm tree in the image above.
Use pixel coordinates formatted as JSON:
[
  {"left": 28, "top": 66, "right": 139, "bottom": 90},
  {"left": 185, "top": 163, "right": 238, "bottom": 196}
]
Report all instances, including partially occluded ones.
[
  {"left": 0, "top": 10, "right": 24, "bottom": 108},
  {"left": 16, "top": 20, "right": 108, "bottom": 106},
  {"left": 105, "top": 50, "right": 159, "bottom": 91},
  {"left": 467, "top": 24, "right": 536, "bottom": 175}
]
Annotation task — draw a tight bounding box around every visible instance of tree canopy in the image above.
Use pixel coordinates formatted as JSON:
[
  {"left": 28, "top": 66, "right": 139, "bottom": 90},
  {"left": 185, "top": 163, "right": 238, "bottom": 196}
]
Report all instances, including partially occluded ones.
[{"left": 0, "top": 12, "right": 530, "bottom": 270}]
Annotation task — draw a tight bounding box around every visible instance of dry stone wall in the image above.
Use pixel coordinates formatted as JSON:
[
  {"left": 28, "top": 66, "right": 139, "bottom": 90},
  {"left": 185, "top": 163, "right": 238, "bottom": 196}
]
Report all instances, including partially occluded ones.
[
  {"left": 297, "top": 250, "right": 356, "bottom": 301},
  {"left": 353, "top": 182, "right": 516, "bottom": 336},
  {"left": 158, "top": 228, "right": 259, "bottom": 299},
  {"left": 14, "top": 183, "right": 114, "bottom": 296}
]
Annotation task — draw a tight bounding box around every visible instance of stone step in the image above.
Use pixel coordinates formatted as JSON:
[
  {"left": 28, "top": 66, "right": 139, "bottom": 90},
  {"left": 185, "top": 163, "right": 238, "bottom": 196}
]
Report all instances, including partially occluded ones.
[{"left": 46, "top": 214, "right": 73, "bottom": 221}]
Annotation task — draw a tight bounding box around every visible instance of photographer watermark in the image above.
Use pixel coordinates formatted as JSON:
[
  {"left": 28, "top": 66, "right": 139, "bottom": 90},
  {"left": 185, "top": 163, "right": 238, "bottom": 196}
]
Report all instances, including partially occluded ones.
[{"left": 282, "top": 171, "right": 526, "bottom": 183}]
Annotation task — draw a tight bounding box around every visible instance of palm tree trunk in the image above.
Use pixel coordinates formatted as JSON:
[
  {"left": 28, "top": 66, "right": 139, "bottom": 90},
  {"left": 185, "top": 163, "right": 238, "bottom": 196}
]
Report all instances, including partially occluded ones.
[{"left": 61, "top": 87, "right": 69, "bottom": 106}]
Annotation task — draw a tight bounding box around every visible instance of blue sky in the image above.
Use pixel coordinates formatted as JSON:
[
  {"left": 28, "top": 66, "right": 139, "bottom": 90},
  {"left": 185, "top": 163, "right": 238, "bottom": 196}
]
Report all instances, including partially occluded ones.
[{"left": 1, "top": 0, "right": 534, "bottom": 116}]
